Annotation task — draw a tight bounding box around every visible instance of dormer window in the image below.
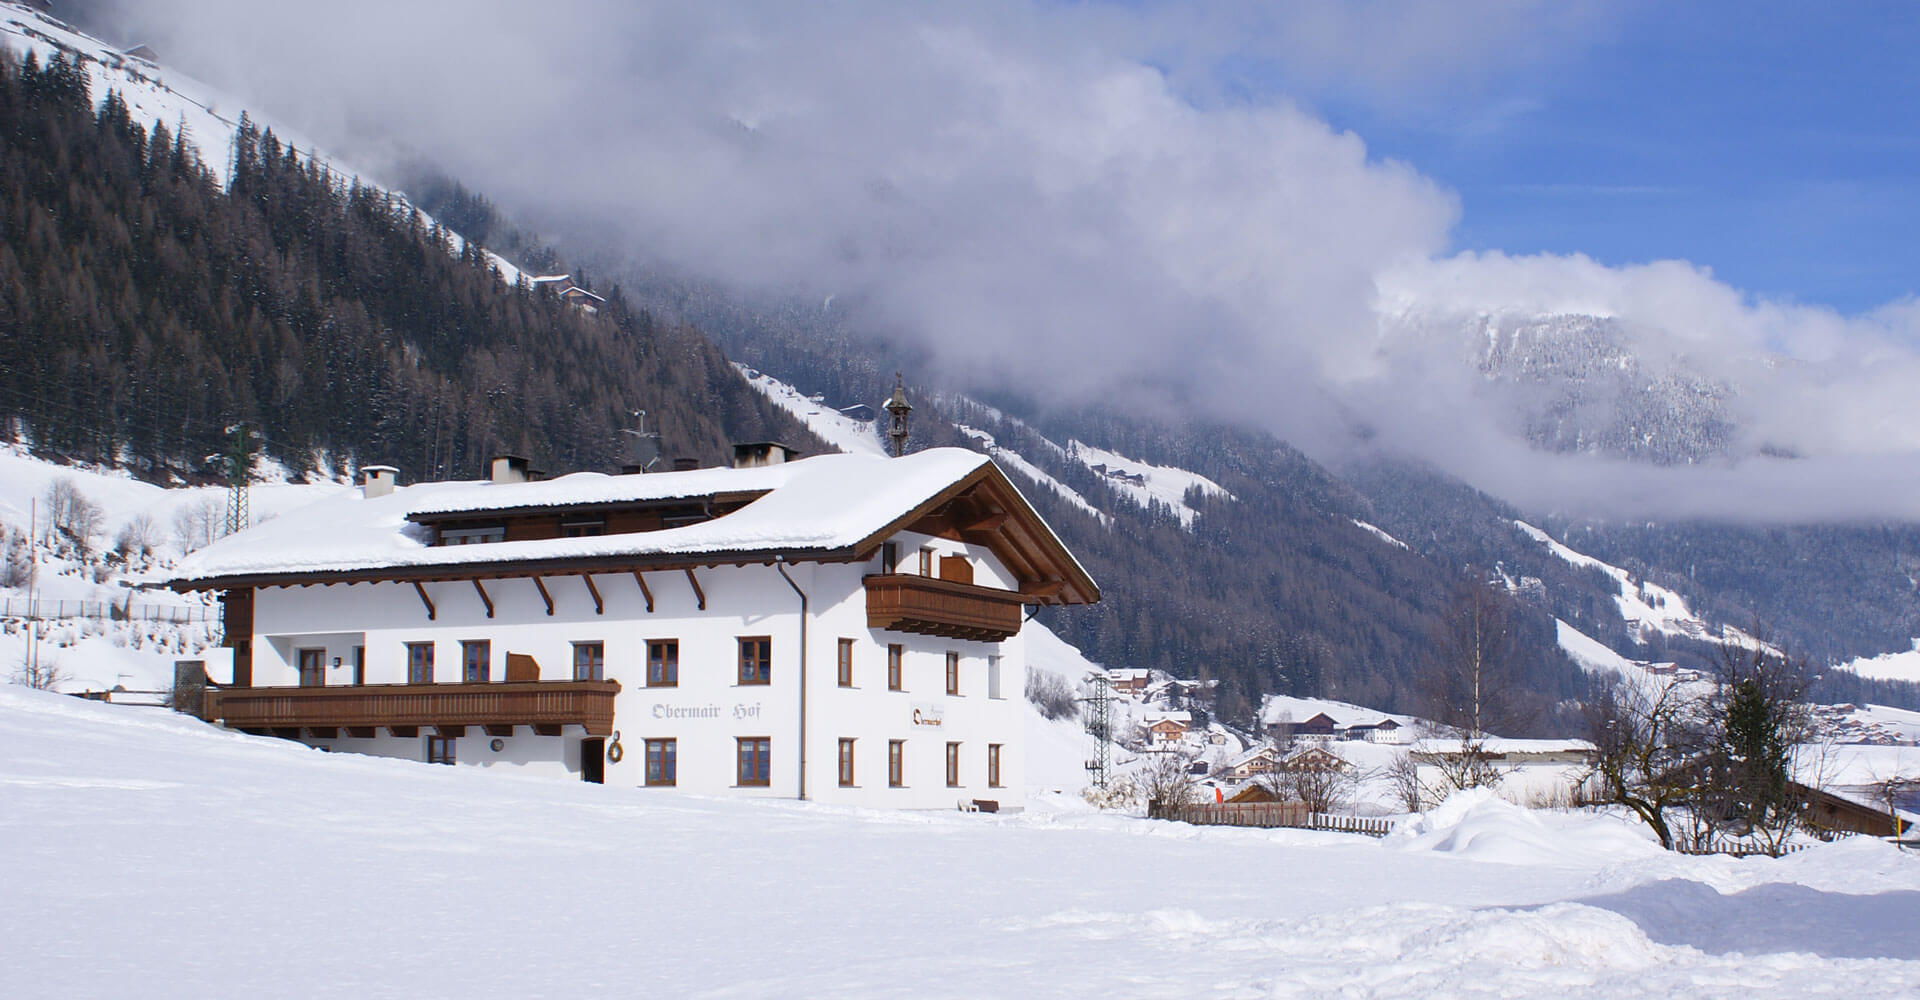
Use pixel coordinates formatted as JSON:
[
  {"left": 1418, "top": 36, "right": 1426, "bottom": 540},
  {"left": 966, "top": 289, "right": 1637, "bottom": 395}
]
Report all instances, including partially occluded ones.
[
  {"left": 561, "top": 518, "right": 605, "bottom": 537},
  {"left": 440, "top": 524, "right": 505, "bottom": 545}
]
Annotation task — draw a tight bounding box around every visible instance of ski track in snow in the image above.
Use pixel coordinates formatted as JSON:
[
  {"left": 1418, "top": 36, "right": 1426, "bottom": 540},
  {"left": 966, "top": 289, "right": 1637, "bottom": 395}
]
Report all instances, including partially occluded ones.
[{"left": 5, "top": 687, "right": 1920, "bottom": 998}]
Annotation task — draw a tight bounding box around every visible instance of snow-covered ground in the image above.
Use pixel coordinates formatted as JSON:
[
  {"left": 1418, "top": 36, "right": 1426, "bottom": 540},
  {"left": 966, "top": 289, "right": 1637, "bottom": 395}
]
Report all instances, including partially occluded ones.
[
  {"left": 1840, "top": 640, "right": 1920, "bottom": 685},
  {"left": 1351, "top": 518, "right": 1409, "bottom": 550},
  {"left": 0, "top": 445, "right": 345, "bottom": 692},
  {"left": 734, "top": 365, "right": 888, "bottom": 457},
  {"left": 955, "top": 425, "right": 1111, "bottom": 526},
  {"left": 1068, "top": 440, "right": 1230, "bottom": 528},
  {"left": 1516, "top": 520, "right": 1771, "bottom": 652},
  {"left": 7, "top": 686, "right": 1920, "bottom": 998}
]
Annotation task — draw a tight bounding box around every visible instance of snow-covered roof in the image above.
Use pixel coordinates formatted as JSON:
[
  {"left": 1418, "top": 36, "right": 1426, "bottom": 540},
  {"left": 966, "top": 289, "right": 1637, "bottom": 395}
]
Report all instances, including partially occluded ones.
[
  {"left": 1410, "top": 738, "right": 1594, "bottom": 757},
  {"left": 1259, "top": 694, "right": 1404, "bottom": 730},
  {"left": 170, "top": 449, "right": 1097, "bottom": 590},
  {"left": 1145, "top": 711, "right": 1192, "bottom": 726}
]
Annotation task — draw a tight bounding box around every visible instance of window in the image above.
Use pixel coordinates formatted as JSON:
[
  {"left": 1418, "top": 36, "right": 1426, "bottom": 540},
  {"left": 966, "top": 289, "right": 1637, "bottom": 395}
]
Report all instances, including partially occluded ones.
[
  {"left": 988, "top": 743, "right": 1002, "bottom": 788},
  {"left": 887, "top": 644, "right": 903, "bottom": 691},
  {"left": 737, "top": 737, "right": 771, "bottom": 786},
  {"left": 888, "top": 740, "right": 905, "bottom": 787},
  {"left": 441, "top": 524, "right": 505, "bottom": 545},
  {"left": 647, "top": 639, "right": 679, "bottom": 687},
  {"left": 644, "top": 738, "right": 677, "bottom": 786},
  {"left": 946, "top": 741, "right": 961, "bottom": 787},
  {"left": 297, "top": 648, "right": 325, "bottom": 687},
  {"left": 461, "top": 640, "right": 490, "bottom": 683},
  {"left": 881, "top": 541, "right": 898, "bottom": 574},
  {"left": 946, "top": 651, "right": 960, "bottom": 696},
  {"left": 561, "top": 518, "right": 605, "bottom": 537},
  {"left": 837, "top": 638, "right": 854, "bottom": 687},
  {"left": 352, "top": 646, "right": 366, "bottom": 686},
  {"left": 407, "top": 642, "right": 434, "bottom": 683},
  {"left": 738, "top": 636, "right": 772, "bottom": 685},
  {"left": 838, "top": 738, "right": 856, "bottom": 787},
  {"left": 572, "top": 642, "right": 604, "bottom": 681},
  {"left": 919, "top": 547, "right": 934, "bottom": 576},
  {"left": 426, "top": 735, "right": 455, "bottom": 765},
  {"left": 987, "top": 655, "right": 1002, "bottom": 699}
]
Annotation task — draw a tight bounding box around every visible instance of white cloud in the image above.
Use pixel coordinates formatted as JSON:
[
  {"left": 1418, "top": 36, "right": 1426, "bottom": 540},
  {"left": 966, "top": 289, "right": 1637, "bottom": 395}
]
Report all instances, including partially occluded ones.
[{"left": 98, "top": 0, "right": 1920, "bottom": 521}]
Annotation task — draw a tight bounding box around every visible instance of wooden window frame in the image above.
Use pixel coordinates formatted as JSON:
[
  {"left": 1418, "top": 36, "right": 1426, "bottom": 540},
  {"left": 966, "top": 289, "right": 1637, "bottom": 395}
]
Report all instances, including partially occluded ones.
[
  {"left": 352, "top": 646, "right": 366, "bottom": 686},
  {"left": 647, "top": 639, "right": 679, "bottom": 687},
  {"left": 426, "top": 735, "right": 455, "bottom": 765},
  {"left": 946, "top": 741, "right": 961, "bottom": 788},
  {"left": 837, "top": 638, "right": 855, "bottom": 687},
  {"left": 644, "top": 738, "right": 677, "bottom": 787},
  {"left": 987, "top": 654, "right": 1002, "bottom": 699},
  {"left": 881, "top": 541, "right": 899, "bottom": 574},
  {"left": 919, "top": 547, "right": 934, "bottom": 576},
  {"left": 887, "top": 643, "right": 903, "bottom": 691},
  {"left": 988, "top": 743, "right": 1002, "bottom": 788},
  {"left": 461, "top": 639, "right": 491, "bottom": 683},
  {"left": 406, "top": 642, "right": 434, "bottom": 684},
  {"left": 572, "top": 641, "right": 605, "bottom": 681},
  {"left": 737, "top": 737, "right": 772, "bottom": 787},
  {"left": 888, "top": 739, "right": 905, "bottom": 788},
  {"left": 738, "top": 636, "right": 772, "bottom": 685},
  {"left": 945, "top": 651, "right": 960, "bottom": 696},
  {"left": 838, "top": 737, "right": 856, "bottom": 787}
]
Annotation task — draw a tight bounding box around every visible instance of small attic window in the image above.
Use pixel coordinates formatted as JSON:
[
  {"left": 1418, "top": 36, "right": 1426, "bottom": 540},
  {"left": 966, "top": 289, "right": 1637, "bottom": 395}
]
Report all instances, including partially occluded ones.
[
  {"left": 562, "top": 518, "right": 605, "bottom": 537},
  {"left": 441, "top": 524, "right": 505, "bottom": 546}
]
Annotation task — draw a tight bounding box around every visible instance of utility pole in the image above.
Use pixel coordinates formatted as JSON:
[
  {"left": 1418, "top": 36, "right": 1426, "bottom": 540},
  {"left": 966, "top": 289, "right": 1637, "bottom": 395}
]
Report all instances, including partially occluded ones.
[
  {"left": 25, "top": 497, "right": 37, "bottom": 681},
  {"left": 1081, "top": 671, "right": 1116, "bottom": 790},
  {"left": 217, "top": 422, "right": 257, "bottom": 536}
]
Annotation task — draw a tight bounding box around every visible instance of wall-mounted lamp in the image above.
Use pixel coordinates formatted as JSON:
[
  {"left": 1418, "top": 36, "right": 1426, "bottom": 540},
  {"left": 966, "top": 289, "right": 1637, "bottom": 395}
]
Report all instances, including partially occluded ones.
[{"left": 490, "top": 738, "right": 505, "bottom": 753}]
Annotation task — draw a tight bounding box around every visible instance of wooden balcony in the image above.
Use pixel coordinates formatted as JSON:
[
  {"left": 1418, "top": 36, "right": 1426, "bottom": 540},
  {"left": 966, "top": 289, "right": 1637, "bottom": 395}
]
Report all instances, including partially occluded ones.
[
  {"left": 864, "top": 574, "right": 1027, "bottom": 642},
  {"left": 204, "top": 680, "right": 620, "bottom": 737}
]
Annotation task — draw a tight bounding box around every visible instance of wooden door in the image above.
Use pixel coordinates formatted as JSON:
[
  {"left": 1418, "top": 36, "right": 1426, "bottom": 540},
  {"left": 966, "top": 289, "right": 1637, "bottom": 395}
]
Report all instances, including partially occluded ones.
[{"left": 297, "top": 648, "right": 326, "bottom": 687}]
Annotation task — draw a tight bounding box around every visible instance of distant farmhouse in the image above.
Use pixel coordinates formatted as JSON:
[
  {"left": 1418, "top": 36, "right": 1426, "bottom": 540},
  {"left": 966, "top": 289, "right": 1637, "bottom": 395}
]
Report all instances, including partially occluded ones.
[{"left": 527, "top": 274, "right": 606, "bottom": 315}]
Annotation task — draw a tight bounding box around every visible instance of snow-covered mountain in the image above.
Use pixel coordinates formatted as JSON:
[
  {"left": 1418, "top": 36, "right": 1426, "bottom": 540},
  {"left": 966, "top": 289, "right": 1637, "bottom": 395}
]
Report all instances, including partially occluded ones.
[{"left": 0, "top": 2, "right": 526, "bottom": 281}]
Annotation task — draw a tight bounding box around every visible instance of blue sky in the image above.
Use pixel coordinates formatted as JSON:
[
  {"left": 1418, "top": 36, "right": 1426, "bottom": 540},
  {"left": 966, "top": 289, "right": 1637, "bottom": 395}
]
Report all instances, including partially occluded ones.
[{"left": 1233, "top": 3, "right": 1920, "bottom": 314}]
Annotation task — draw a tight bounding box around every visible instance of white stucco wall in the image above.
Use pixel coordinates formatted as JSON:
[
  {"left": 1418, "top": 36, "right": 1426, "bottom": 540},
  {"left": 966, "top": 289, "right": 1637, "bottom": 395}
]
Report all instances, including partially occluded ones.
[{"left": 242, "top": 531, "right": 1028, "bottom": 809}]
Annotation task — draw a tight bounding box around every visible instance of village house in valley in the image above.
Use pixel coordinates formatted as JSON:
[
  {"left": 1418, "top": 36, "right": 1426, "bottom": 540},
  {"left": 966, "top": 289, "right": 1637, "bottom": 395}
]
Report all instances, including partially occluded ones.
[{"left": 168, "top": 446, "right": 1098, "bottom": 810}]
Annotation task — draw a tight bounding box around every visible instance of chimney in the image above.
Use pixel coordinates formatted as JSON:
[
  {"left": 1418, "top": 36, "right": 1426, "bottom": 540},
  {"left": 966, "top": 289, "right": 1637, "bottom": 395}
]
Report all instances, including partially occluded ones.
[
  {"left": 672, "top": 457, "right": 700, "bottom": 472},
  {"left": 360, "top": 465, "right": 398, "bottom": 498},
  {"left": 732, "top": 442, "right": 800, "bottom": 469},
  {"left": 490, "top": 455, "right": 530, "bottom": 484}
]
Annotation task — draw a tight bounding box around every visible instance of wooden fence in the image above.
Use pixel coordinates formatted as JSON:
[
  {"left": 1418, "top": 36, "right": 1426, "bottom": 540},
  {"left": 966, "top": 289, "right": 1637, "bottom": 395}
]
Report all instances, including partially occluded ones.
[{"left": 1167, "top": 801, "right": 1396, "bottom": 837}]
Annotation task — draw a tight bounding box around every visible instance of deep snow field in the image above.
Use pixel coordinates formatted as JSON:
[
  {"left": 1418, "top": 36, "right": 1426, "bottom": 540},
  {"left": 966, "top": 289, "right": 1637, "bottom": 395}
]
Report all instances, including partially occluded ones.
[{"left": 4, "top": 687, "right": 1918, "bottom": 999}]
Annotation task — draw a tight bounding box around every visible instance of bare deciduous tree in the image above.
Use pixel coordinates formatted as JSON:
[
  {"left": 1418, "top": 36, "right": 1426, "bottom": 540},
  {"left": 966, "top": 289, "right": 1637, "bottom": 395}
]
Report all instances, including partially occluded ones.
[
  {"left": 173, "top": 498, "right": 222, "bottom": 554},
  {"left": 1384, "top": 752, "right": 1428, "bottom": 813},
  {"left": 1584, "top": 673, "right": 1707, "bottom": 851},
  {"left": 11, "top": 650, "right": 66, "bottom": 691},
  {"left": 1139, "top": 749, "right": 1199, "bottom": 819},
  {"left": 1273, "top": 754, "right": 1355, "bottom": 814},
  {"left": 1024, "top": 667, "right": 1076, "bottom": 721},
  {"left": 1423, "top": 573, "right": 1526, "bottom": 740}
]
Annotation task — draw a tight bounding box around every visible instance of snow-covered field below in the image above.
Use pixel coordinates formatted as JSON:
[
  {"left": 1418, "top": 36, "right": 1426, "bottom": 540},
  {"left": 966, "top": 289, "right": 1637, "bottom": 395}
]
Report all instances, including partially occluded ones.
[{"left": 6, "top": 687, "right": 1919, "bottom": 999}]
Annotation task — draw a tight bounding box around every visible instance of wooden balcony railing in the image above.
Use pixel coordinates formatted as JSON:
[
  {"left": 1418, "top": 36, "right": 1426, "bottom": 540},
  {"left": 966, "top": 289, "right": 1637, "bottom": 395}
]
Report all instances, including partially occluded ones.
[
  {"left": 864, "top": 574, "right": 1026, "bottom": 642},
  {"left": 204, "top": 679, "right": 620, "bottom": 736}
]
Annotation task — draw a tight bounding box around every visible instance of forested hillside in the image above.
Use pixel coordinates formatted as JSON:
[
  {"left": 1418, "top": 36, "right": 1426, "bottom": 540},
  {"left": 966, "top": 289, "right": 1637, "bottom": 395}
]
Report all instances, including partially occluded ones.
[{"left": 0, "top": 51, "right": 817, "bottom": 483}]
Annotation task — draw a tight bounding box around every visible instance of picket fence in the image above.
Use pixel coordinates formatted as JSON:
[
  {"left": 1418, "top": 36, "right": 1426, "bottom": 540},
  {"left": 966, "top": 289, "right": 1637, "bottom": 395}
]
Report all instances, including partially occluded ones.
[{"left": 1167, "top": 801, "right": 1396, "bottom": 837}]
